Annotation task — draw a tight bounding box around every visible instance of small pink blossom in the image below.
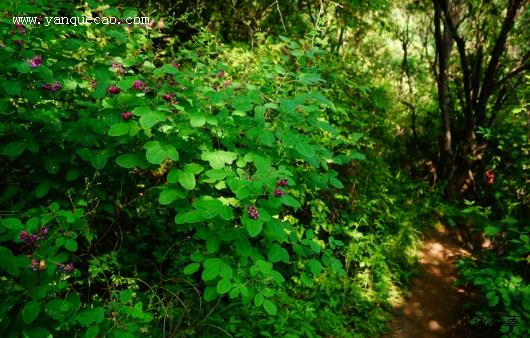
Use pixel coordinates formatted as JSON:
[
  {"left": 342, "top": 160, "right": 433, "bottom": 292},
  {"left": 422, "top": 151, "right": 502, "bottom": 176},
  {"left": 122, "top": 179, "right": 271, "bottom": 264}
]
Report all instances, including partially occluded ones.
[
  {"left": 112, "top": 63, "right": 125, "bottom": 75},
  {"left": 42, "top": 82, "right": 61, "bottom": 92},
  {"left": 107, "top": 85, "right": 120, "bottom": 95},
  {"left": 132, "top": 80, "right": 146, "bottom": 91},
  {"left": 15, "top": 23, "right": 26, "bottom": 35},
  {"left": 28, "top": 55, "right": 42, "bottom": 68}
]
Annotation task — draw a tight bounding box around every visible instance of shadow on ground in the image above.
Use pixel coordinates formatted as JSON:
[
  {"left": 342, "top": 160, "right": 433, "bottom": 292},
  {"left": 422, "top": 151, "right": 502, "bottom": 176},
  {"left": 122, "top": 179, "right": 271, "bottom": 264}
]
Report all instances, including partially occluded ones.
[{"left": 385, "top": 226, "right": 476, "bottom": 338}]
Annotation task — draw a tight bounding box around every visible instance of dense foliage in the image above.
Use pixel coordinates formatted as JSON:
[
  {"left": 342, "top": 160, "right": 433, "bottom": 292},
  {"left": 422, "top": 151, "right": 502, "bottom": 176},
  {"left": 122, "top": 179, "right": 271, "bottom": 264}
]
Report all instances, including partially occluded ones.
[{"left": 0, "top": 0, "right": 528, "bottom": 337}]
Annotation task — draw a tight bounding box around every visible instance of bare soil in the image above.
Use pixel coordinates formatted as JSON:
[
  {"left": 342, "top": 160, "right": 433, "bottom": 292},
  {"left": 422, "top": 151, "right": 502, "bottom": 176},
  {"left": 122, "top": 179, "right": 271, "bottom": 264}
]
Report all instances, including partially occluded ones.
[{"left": 385, "top": 227, "right": 475, "bottom": 338}]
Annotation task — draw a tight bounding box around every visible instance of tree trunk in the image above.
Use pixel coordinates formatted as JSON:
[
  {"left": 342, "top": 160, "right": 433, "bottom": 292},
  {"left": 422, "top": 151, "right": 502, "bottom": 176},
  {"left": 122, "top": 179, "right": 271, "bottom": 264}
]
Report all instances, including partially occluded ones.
[{"left": 433, "top": 0, "right": 456, "bottom": 195}]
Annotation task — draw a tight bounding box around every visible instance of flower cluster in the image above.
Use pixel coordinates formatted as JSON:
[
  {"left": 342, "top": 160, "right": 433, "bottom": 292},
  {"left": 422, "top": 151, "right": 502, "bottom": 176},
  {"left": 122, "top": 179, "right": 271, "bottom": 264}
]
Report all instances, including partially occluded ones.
[
  {"left": 132, "top": 80, "right": 147, "bottom": 91},
  {"left": 31, "top": 259, "right": 39, "bottom": 271},
  {"left": 121, "top": 111, "right": 133, "bottom": 121},
  {"left": 42, "top": 82, "right": 61, "bottom": 92},
  {"left": 162, "top": 92, "right": 178, "bottom": 104},
  {"left": 247, "top": 206, "right": 259, "bottom": 220},
  {"left": 14, "top": 23, "right": 26, "bottom": 35},
  {"left": 20, "top": 226, "right": 49, "bottom": 244},
  {"left": 274, "top": 188, "right": 285, "bottom": 197},
  {"left": 112, "top": 62, "right": 125, "bottom": 75},
  {"left": 107, "top": 85, "right": 120, "bottom": 95},
  {"left": 274, "top": 178, "right": 288, "bottom": 197},
  {"left": 485, "top": 170, "right": 495, "bottom": 185},
  {"left": 57, "top": 262, "right": 74, "bottom": 273},
  {"left": 28, "top": 55, "right": 43, "bottom": 68},
  {"left": 31, "top": 259, "right": 45, "bottom": 272}
]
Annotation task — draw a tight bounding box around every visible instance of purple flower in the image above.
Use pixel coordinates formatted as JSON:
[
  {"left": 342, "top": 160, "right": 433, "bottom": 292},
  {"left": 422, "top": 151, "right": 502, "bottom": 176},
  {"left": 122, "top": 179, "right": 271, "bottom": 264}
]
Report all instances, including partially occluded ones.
[
  {"left": 31, "top": 259, "right": 39, "bottom": 272},
  {"left": 274, "top": 188, "right": 285, "bottom": 197},
  {"left": 20, "top": 230, "right": 28, "bottom": 241},
  {"left": 42, "top": 81, "right": 62, "bottom": 93},
  {"left": 121, "top": 111, "right": 133, "bottom": 121},
  {"left": 42, "top": 82, "right": 61, "bottom": 92},
  {"left": 51, "top": 82, "right": 61, "bottom": 92},
  {"left": 172, "top": 62, "right": 180, "bottom": 69},
  {"left": 218, "top": 70, "right": 225, "bottom": 78},
  {"left": 28, "top": 55, "right": 42, "bottom": 68},
  {"left": 15, "top": 23, "right": 26, "bottom": 35},
  {"left": 277, "top": 179, "right": 288, "bottom": 187},
  {"left": 132, "top": 80, "right": 146, "bottom": 91},
  {"left": 247, "top": 206, "right": 259, "bottom": 220},
  {"left": 107, "top": 85, "right": 120, "bottom": 95},
  {"left": 39, "top": 226, "right": 49, "bottom": 238},
  {"left": 112, "top": 63, "right": 125, "bottom": 75},
  {"left": 57, "top": 262, "right": 74, "bottom": 273}
]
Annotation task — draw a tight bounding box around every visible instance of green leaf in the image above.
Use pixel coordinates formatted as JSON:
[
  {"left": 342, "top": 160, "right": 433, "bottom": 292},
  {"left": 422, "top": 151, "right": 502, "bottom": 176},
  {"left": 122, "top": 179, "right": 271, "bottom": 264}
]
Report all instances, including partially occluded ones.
[
  {"left": 204, "top": 286, "right": 218, "bottom": 302},
  {"left": 85, "top": 326, "right": 100, "bottom": 338},
  {"left": 309, "top": 240, "right": 321, "bottom": 253},
  {"left": 202, "top": 258, "right": 221, "bottom": 281},
  {"left": 184, "top": 163, "right": 204, "bottom": 174},
  {"left": 140, "top": 112, "right": 162, "bottom": 129},
  {"left": 0, "top": 246, "right": 17, "bottom": 275},
  {"left": 201, "top": 151, "right": 237, "bottom": 169},
  {"left": 178, "top": 171, "right": 196, "bottom": 190},
  {"left": 65, "top": 169, "right": 79, "bottom": 181},
  {"left": 65, "top": 239, "right": 78, "bottom": 252},
  {"left": 76, "top": 308, "right": 103, "bottom": 326},
  {"left": 146, "top": 144, "right": 165, "bottom": 164},
  {"left": 163, "top": 144, "right": 179, "bottom": 161},
  {"left": 263, "top": 300, "right": 278, "bottom": 315},
  {"left": 132, "top": 106, "right": 152, "bottom": 116},
  {"left": 216, "top": 278, "right": 232, "bottom": 294},
  {"left": 44, "top": 158, "right": 60, "bottom": 174},
  {"left": 119, "top": 289, "right": 133, "bottom": 303},
  {"left": 329, "top": 177, "right": 344, "bottom": 189},
  {"left": 115, "top": 154, "right": 140, "bottom": 168},
  {"left": 282, "top": 195, "right": 301, "bottom": 209},
  {"left": 2, "top": 81, "right": 22, "bottom": 96},
  {"left": 22, "top": 301, "right": 40, "bottom": 324},
  {"left": 298, "top": 72, "right": 324, "bottom": 85},
  {"left": 236, "top": 236, "right": 251, "bottom": 257},
  {"left": 2, "top": 218, "right": 23, "bottom": 230},
  {"left": 35, "top": 181, "right": 50, "bottom": 198},
  {"left": 484, "top": 226, "right": 500, "bottom": 236},
  {"left": 91, "top": 151, "right": 108, "bottom": 170},
  {"left": 23, "top": 327, "right": 51, "bottom": 338},
  {"left": 159, "top": 189, "right": 180, "bottom": 205},
  {"left": 254, "top": 293, "right": 264, "bottom": 307},
  {"left": 190, "top": 113, "right": 206, "bottom": 127},
  {"left": 2, "top": 141, "right": 26, "bottom": 159},
  {"left": 300, "top": 272, "right": 313, "bottom": 287},
  {"left": 295, "top": 142, "right": 315, "bottom": 157},
  {"left": 308, "top": 259, "right": 322, "bottom": 275},
  {"left": 486, "top": 291, "right": 499, "bottom": 307},
  {"left": 183, "top": 262, "right": 200, "bottom": 274},
  {"left": 205, "top": 169, "right": 229, "bottom": 181},
  {"left": 246, "top": 220, "right": 262, "bottom": 237},
  {"left": 108, "top": 123, "right": 129, "bottom": 136}
]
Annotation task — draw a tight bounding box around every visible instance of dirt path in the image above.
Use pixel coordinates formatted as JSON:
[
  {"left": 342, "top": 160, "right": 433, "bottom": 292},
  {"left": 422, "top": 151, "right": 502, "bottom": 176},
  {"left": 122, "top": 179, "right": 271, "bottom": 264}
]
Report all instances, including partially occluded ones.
[{"left": 386, "top": 227, "right": 474, "bottom": 338}]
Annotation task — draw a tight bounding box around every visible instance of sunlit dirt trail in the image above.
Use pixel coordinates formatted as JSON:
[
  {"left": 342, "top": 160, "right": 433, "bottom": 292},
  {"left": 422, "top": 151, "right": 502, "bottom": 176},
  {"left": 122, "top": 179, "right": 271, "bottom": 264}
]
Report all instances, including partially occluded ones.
[{"left": 386, "top": 227, "right": 474, "bottom": 338}]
